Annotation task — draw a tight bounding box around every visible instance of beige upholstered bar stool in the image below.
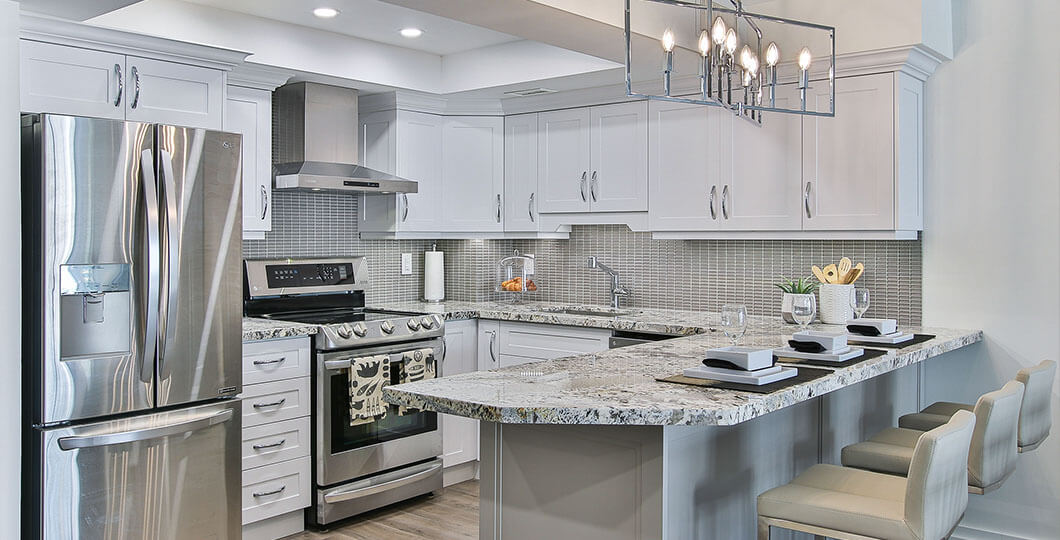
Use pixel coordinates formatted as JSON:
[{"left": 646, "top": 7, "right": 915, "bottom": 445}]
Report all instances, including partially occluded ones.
[
  {"left": 899, "top": 360, "right": 1056, "bottom": 452},
  {"left": 842, "top": 380, "right": 1024, "bottom": 494},
  {"left": 757, "top": 410, "right": 975, "bottom": 540}
]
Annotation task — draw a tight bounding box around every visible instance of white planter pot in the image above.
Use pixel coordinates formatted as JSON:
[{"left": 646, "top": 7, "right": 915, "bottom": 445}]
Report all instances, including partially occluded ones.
[{"left": 818, "top": 283, "right": 854, "bottom": 324}]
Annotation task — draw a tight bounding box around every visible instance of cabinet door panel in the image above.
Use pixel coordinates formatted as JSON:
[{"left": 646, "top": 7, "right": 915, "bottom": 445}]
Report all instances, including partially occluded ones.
[
  {"left": 442, "top": 116, "right": 504, "bottom": 231},
  {"left": 504, "top": 113, "right": 540, "bottom": 232},
  {"left": 224, "top": 86, "right": 272, "bottom": 234},
  {"left": 441, "top": 320, "right": 479, "bottom": 467},
  {"left": 397, "top": 111, "right": 444, "bottom": 230},
  {"left": 723, "top": 84, "right": 803, "bottom": 230},
  {"left": 20, "top": 40, "right": 125, "bottom": 120},
  {"left": 803, "top": 73, "right": 895, "bottom": 230},
  {"left": 648, "top": 101, "right": 719, "bottom": 231},
  {"left": 538, "top": 108, "right": 591, "bottom": 213},
  {"left": 125, "top": 56, "right": 223, "bottom": 129},
  {"left": 477, "top": 320, "right": 501, "bottom": 371},
  {"left": 589, "top": 102, "right": 648, "bottom": 212}
]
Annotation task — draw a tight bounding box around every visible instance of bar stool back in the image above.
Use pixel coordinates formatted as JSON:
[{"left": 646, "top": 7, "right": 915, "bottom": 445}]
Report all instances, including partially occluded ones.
[{"left": 1015, "top": 360, "right": 1056, "bottom": 452}]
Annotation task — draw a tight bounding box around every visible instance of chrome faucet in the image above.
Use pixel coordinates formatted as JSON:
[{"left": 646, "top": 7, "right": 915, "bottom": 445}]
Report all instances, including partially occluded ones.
[{"left": 587, "top": 256, "right": 630, "bottom": 309}]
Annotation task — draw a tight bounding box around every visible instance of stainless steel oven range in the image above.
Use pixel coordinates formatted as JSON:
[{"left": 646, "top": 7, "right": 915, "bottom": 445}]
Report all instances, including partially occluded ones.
[{"left": 244, "top": 257, "right": 444, "bottom": 527}]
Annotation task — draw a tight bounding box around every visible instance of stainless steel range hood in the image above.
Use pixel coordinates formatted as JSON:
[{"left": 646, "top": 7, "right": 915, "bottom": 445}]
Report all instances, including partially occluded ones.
[{"left": 272, "top": 82, "right": 417, "bottom": 194}]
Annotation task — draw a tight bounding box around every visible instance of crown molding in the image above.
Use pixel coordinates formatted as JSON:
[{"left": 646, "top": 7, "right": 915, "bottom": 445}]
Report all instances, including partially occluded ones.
[
  {"left": 19, "top": 13, "right": 250, "bottom": 71},
  {"left": 360, "top": 89, "right": 504, "bottom": 116},
  {"left": 227, "top": 62, "right": 294, "bottom": 91}
]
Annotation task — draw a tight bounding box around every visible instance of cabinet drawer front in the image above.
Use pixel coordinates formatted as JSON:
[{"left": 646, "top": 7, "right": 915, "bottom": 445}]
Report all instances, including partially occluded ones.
[
  {"left": 242, "top": 378, "right": 311, "bottom": 428},
  {"left": 241, "top": 417, "right": 311, "bottom": 471},
  {"left": 499, "top": 322, "right": 610, "bottom": 360},
  {"left": 243, "top": 337, "right": 311, "bottom": 385},
  {"left": 241, "top": 456, "right": 311, "bottom": 525},
  {"left": 20, "top": 40, "right": 126, "bottom": 120}
]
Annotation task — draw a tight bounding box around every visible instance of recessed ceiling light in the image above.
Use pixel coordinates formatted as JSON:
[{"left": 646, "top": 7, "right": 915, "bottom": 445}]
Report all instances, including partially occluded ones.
[
  {"left": 313, "top": 7, "right": 339, "bottom": 18},
  {"left": 400, "top": 27, "right": 424, "bottom": 38}
]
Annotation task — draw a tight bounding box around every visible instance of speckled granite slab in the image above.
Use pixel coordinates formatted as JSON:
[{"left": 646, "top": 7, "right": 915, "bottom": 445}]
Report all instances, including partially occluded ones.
[
  {"left": 242, "top": 317, "right": 318, "bottom": 342},
  {"left": 382, "top": 325, "right": 982, "bottom": 427}
]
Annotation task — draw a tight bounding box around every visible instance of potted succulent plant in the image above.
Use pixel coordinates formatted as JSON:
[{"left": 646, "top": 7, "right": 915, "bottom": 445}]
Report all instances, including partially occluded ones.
[{"left": 776, "top": 277, "right": 818, "bottom": 323}]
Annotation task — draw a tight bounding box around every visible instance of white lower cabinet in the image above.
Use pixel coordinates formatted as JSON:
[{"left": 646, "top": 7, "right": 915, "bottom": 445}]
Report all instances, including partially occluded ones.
[
  {"left": 478, "top": 321, "right": 610, "bottom": 368},
  {"left": 441, "top": 320, "right": 480, "bottom": 485},
  {"left": 241, "top": 337, "right": 312, "bottom": 540}
]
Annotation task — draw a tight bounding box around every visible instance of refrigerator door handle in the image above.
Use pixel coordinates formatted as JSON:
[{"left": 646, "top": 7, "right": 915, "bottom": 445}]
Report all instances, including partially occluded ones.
[
  {"left": 139, "top": 149, "right": 161, "bottom": 384},
  {"left": 157, "top": 148, "right": 181, "bottom": 374},
  {"left": 56, "top": 408, "right": 234, "bottom": 450}
]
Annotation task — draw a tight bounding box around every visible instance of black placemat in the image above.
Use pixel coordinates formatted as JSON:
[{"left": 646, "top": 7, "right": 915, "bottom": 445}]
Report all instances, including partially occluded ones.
[
  {"left": 656, "top": 366, "right": 834, "bottom": 394},
  {"left": 776, "top": 347, "right": 889, "bottom": 368},
  {"left": 847, "top": 334, "right": 936, "bottom": 349}
]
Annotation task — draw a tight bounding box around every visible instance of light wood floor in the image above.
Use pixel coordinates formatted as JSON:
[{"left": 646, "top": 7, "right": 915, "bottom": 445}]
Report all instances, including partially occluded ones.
[{"left": 284, "top": 480, "right": 478, "bottom": 540}]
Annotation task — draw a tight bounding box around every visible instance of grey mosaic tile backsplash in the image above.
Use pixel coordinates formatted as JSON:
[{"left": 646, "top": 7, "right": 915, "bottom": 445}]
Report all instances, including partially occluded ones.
[{"left": 244, "top": 194, "right": 923, "bottom": 323}]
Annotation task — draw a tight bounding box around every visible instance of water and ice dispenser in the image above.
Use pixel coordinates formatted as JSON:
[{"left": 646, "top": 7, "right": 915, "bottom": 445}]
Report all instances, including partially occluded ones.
[{"left": 59, "top": 264, "right": 132, "bottom": 358}]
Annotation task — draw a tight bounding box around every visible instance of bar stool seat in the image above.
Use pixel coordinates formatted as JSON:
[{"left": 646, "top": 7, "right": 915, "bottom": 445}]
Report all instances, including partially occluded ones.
[
  {"left": 758, "top": 411, "right": 976, "bottom": 540},
  {"left": 844, "top": 380, "right": 1024, "bottom": 495}
]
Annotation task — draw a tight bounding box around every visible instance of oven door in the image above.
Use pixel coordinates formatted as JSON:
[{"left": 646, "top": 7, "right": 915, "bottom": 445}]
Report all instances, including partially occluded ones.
[{"left": 316, "top": 338, "right": 444, "bottom": 487}]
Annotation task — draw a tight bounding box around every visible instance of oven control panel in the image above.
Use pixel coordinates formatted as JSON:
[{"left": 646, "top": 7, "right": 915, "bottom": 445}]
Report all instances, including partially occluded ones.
[
  {"left": 265, "top": 262, "right": 356, "bottom": 288},
  {"left": 245, "top": 258, "right": 369, "bottom": 298}
]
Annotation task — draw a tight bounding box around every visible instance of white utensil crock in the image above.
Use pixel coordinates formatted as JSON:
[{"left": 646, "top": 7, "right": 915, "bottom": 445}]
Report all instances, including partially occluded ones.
[{"left": 818, "top": 283, "right": 854, "bottom": 324}]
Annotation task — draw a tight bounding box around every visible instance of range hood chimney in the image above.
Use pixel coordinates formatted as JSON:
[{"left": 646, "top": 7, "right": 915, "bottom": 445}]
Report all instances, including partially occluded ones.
[{"left": 272, "top": 82, "right": 417, "bottom": 194}]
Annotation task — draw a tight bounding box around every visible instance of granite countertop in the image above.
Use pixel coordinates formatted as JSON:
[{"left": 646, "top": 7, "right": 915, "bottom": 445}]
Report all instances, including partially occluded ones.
[
  {"left": 242, "top": 317, "right": 318, "bottom": 342},
  {"left": 383, "top": 324, "right": 983, "bottom": 427}
]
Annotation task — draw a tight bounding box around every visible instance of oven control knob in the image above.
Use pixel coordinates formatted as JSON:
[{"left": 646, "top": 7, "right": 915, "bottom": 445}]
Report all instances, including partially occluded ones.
[
  {"left": 421, "top": 317, "right": 435, "bottom": 329},
  {"left": 380, "top": 320, "right": 395, "bottom": 335},
  {"left": 352, "top": 323, "right": 368, "bottom": 338},
  {"left": 407, "top": 319, "right": 421, "bottom": 331},
  {"left": 336, "top": 323, "right": 354, "bottom": 339}
]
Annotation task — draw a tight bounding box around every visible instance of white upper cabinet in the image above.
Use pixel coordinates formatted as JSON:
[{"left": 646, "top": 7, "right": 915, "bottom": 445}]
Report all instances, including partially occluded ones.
[
  {"left": 537, "top": 108, "right": 591, "bottom": 213},
  {"left": 648, "top": 100, "right": 721, "bottom": 231},
  {"left": 224, "top": 86, "right": 272, "bottom": 235},
  {"left": 20, "top": 41, "right": 224, "bottom": 129},
  {"left": 442, "top": 116, "right": 504, "bottom": 232},
  {"left": 722, "top": 83, "right": 803, "bottom": 230},
  {"left": 588, "top": 102, "right": 648, "bottom": 212},
  {"left": 20, "top": 41, "right": 126, "bottom": 120},
  {"left": 802, "top": 72, "right": 920, "bottom": 231},
  {"left": 504, "top": 113, "right": 540, "bottom": 232},
  {"left": 124, "top": 56, "right": 223, "bottom": 129}
]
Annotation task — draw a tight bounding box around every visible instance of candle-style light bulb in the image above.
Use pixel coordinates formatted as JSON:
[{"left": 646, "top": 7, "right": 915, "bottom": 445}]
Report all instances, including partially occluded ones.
[
  {"left": 739, "top": 45, "right": 752, "bottom": 70},
  {"left": 748, "top": 54, "right": 759, "bottom": 77},
  {"left": 798, "top": 47, "right": 812, "bottom": 71},
  {"left": 724, "top": 28, "right": 737, "bottom": 56},
  {"left": 695, "top": 30, "right": 712, "bottom": 56},
  {"left": 661, "top": 28, "right": 675, "bottom": 52},
  {"left": 711, "top": 16, "right": 727, "bottom": 45},
  {"left": 765, "top": 42, "right": 780, "bottom": 67},
  {"left": 743, "top": 70, "right": 752, "bottom": 87}
]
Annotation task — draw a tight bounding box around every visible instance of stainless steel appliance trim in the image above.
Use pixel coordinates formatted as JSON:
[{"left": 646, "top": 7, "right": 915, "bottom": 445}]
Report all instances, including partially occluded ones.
[
  {"left": 158, "top": 149, "right": 180, "bottom": 374},
  {"left": 273, "top": 172, "right": 419, "bottom": 195},
  {"left": 139, "top": 148, "right": 161, "bottom": 385},
  {"left": 244, "top": 257, "right": 369, "bottom": 298},
  {"left": 130, "top": 65, "right": 140, "bottom": 109},
  {"left": 322, "top": 460, "right": 442, "bottom": 504},
  {"left": 113, "top": 63, "right": 123, "bottom": 107},
  {"left": 57, "top": 408, "right": 233, "bottom": 450}
]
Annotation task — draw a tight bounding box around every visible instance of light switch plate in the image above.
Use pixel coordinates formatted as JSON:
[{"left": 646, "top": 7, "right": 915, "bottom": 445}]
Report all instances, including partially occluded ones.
[{"left": 400, "top": 253, "right": 413, "bottom": 275}]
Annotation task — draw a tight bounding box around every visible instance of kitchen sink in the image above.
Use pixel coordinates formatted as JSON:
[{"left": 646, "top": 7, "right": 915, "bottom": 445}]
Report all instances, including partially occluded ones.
[{"left": 542, "top": 306, "right": 638, "bottom": 317}]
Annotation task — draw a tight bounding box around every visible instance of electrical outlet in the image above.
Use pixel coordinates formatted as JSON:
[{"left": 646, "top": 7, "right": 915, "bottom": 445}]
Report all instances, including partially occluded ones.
[{"left": 400, "top": 253, "right": 413, "bottom": 275}]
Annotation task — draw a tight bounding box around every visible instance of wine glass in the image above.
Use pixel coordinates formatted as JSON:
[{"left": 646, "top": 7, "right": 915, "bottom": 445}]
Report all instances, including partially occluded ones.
[
  {"left": 720, "top": 304, "right": 748, "bottom": 346},
  {"left": 850, "top": 287, "right": 870, "bottom": 319},
  {"left": 791, "top": 294, "right": 816, "bottom": 330}
]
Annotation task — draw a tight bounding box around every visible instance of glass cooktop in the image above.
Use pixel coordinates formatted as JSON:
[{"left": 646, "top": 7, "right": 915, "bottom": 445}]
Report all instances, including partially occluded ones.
[{"left": 262, "top": 309, "right": 420, "bottom": 325}]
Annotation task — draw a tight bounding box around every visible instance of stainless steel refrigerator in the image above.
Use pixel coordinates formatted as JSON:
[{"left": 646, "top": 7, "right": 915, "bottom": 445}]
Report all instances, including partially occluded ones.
[{"left": 21, "top": 114, "right": 244, "bottom": 539}]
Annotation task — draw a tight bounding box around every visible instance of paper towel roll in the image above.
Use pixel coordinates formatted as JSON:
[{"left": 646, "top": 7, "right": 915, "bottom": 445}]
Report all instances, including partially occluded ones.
[{"left": 424, "top": 250, "right": 444, "bottom": 302}]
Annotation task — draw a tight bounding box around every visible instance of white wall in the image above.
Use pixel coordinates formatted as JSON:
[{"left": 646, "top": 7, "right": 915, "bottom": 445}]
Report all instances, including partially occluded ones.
[
  {"left": 921, "top": 1, "right": 1060, "bottom": 538},
  {"left": 0, "top": 1, "right": 20, "bottom": 537}
]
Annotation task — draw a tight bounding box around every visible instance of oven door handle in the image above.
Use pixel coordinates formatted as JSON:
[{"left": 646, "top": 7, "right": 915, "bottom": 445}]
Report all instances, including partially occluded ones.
[{"left": 322, "top": 460, "right": 442, "bottom": 504}]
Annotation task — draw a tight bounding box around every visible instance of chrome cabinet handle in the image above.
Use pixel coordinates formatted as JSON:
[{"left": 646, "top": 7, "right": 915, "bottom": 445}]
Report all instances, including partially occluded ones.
[
  {"left": 138, "top": 149, "right": 160, "bottom": 385},
  {"left": 252, "top": 356, "right": 285, "bottom": 366},
  {"left": 252, "top": 486, "right": 286, "bottom": 498},
  {"left": 130, "top": 66, "right": 140, "bottom": 109},
  {"left": 58, "top": 409, "right": 233, "bottom": 450},
  {"left": 252, "top": 439, "right": 286, "bottom": 451},
  {"left": 113, "top": 64, "right": 123, "bottom": 107},
  {"left": 260, "top": 185, "right": 268, "bottom": 220},
  {"left": 496, "top": 194, "right": 502, "bottom": 223},
  {"left": 323, "top": 461, "right": 442, "bottom": 504},
  {"left": 708, "top": 185, "right": 717, "bottom": 220},
  {"left": 579, "top": 171, "right": 587, "bottom": 202},
  {"left": 401, "top": 193, "right": 409, "bottom": 222},
  {"left": 252, "top": 398, "right": 287, "bottom": 409},
  {"left": 488, "top": 330, "right": 497, "bottom": 364},
  {"left": 590, "top": 171, "right": 598, "bottom": 202},
  {"left": 721, "top": 185, "right": 730, "bottom": 219},
  {"left": 528, "top": 193, "right": 535, "bottom": 222},
  {"left": 804, "top": 181, "right": 813, "bottom": 219}
]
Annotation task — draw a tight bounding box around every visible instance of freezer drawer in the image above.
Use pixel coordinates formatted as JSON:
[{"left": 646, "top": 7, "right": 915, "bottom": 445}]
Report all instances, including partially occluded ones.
[{"left": 33, "top": 400, "right": 241, "bottom": 540}]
